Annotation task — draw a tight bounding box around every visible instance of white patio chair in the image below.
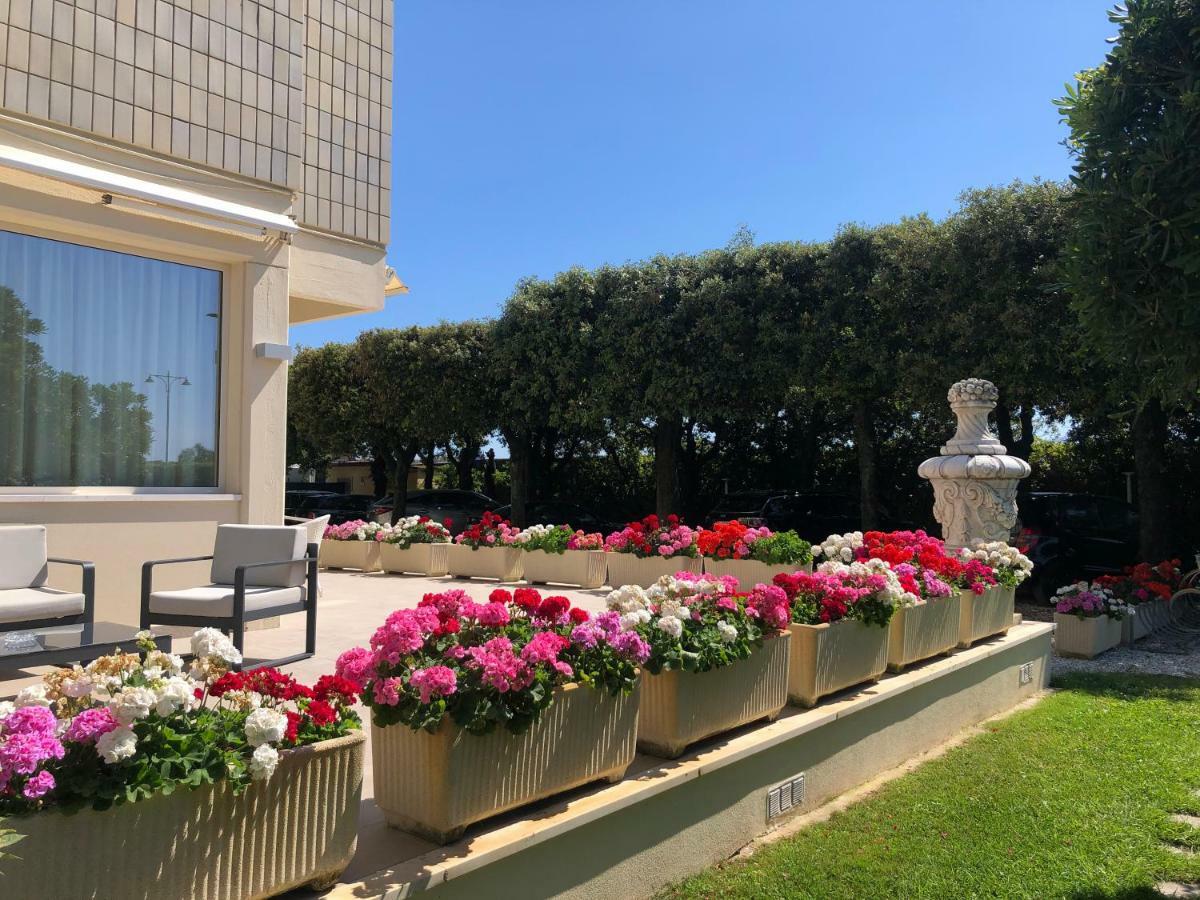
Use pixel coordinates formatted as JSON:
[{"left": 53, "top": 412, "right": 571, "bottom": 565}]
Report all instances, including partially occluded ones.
[
  {"left": 284, "top": 514, "right": 331, "bottom": 546},
  {"left": 0, "top": 525, "right": 95, "bottom": 632},
  {"left": 140, "top": 524, "right": 317, "bottom": 670}
]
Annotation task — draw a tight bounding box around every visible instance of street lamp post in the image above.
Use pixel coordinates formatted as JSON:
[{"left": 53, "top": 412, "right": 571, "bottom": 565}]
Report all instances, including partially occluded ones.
[{"left": 145, "top": 371, "right": 190, "bottom": 464}]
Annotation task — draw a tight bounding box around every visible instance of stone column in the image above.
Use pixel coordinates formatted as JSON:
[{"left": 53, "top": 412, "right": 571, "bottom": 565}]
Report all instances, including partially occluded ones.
[{"left": 918, "top": 378, "right": 1031, "bottom": 549}]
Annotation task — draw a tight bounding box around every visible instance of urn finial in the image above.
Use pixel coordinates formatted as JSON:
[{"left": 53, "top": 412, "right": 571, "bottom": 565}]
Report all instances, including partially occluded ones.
[{"left": 941, "top": 377, "right": 1006, "bottom": 457}]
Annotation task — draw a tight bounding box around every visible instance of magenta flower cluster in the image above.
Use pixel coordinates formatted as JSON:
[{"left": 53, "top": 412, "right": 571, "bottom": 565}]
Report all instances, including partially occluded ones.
[{"left": 0, "top": 706, "right": 65, "bottom": 800}]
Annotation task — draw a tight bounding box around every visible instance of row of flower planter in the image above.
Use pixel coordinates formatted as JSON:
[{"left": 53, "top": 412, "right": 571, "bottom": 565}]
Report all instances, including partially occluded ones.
[
  {"left": 319, "top": 541, "right": 813, "bottom": 589},
  {"left": 370, "top": 586, "right": 1017, "bottom": 842}
]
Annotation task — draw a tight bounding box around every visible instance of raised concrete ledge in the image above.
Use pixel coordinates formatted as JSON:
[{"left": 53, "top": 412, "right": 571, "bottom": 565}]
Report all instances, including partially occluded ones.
[{"left": 325, "top": 621, "right": 1052, "bottom": 900}]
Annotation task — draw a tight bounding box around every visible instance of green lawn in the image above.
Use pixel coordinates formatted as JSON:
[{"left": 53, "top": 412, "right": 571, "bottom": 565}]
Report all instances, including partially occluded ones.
[{"left": 659, "top": 674, "right": 1200, "bottom": 900}]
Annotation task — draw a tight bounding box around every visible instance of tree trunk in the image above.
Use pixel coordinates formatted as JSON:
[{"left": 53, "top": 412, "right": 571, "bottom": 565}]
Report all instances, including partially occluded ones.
[
  {"left": 483, "top": 448, "right": 497, "bottom": 499},
  {"left": 369, "top": 449, "right": 389, "bottom": 498},
  {"left": 454, "top": 441, "right": 479, "bottom": 491},
  {"left": 1013, "top": 406, "right": 1035, "bottom": 495},
  {"left": 420, "top": 445, "right": 436, "bottom": 490},
  {"left": 389, "top": 442, "right": 418, "bottom": 525},
  {"left": 995, "top": 400, "right": 1015, "bottom": 452},
  {"left": 679, "top": 420, "right": 702, "bottom": 521},
  {"left": 1132, "top": 398, "right": 1171, "bottom": 560},
  {"left": 654, "top": 415, "right": 681, "bottom": 518},
  {"left": 795, "top": 404, "right": 825, "bottom": 491},
  {"left": 507, "top": 431, "right": 531, "bottom": 527},
  {"left": 852, "top": 401, "right": 882, "bottom": 530}
]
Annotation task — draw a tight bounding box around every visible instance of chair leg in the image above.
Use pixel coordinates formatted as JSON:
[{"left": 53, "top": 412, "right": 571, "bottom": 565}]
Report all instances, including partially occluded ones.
[{"left": 306, "top": 547, "right": 319, "bottom": 657}]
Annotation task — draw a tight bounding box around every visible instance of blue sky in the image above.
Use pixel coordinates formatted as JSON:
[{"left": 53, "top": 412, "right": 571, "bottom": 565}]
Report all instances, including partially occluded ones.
[{"left": 292, "top": 1, "right": 1116, "bottom": 348}]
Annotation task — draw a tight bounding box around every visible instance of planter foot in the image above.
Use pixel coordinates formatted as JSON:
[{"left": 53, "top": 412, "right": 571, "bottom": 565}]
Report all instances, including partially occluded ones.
[
  {"left": 637, "top": 740, "right": 685, "bottom": 760},
  {"left": 308, "top": 870, "right": 348, "bottom": 892}
]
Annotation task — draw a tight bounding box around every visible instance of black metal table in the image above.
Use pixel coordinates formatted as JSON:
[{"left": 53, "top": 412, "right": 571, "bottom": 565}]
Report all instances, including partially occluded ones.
[{"left": 0, "top": 621, "right": 173, "bottom": 670}]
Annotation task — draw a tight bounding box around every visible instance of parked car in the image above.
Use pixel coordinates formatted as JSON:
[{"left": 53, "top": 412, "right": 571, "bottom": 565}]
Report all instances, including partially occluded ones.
[
  {"left": 284, "top": 489, "right": 337, "bottom": 518},
  {"left": 1014, "top": 492, "right": 1140, "bottom": 603},
  {"left": 702, "top": 491, "right": 789, "bottom": 528},
  {"left": 758, "top": 492, "right": 862, "bottom": 543},
  {"left": 295, "top": 493, "right": 380, "bottom": 525},
  {"left": 489, "top": 501, "right": 623, "bottom": 536},
  {"left": 373, "top": 490, "right": 497, "bottom": 535}
]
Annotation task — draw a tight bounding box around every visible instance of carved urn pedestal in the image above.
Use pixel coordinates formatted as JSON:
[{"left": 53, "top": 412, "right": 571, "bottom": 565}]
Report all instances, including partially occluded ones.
[{"left": 918, "top": 378, "right": 1031, "bottom": 550}]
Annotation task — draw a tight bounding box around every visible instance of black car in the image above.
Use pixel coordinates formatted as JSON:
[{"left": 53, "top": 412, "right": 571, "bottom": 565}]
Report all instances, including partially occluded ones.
[
  {"left": 284, "top": 489, "right": 337, "bottom": 518},
  {"left": 758, "top": 493, "right": 861, "bottom": 543},
  {"left": 373, "top": 490, "right": 497, "bottom": 535},
  {"left": 703, "top": 491, "right": 788, "bottom": 528},
  {"left": 1014, "top": 492, "right": 1139, "bottom": 603},
  {"left": 295, "top": 493, "right": 380, "bottom": 525},
  {"left": 490, "top": 501, "right": 622, "bottom": 536}
]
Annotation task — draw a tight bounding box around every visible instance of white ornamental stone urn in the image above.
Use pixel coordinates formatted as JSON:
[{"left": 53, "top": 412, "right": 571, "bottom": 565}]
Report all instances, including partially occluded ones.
[{"left": 918, "top": 378, "right": 1031, "bottom": 549}]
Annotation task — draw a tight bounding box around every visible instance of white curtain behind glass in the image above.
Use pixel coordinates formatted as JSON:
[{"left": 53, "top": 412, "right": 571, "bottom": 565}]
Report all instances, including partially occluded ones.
[{"left": 0, "top": 230, "right": 220, "bottom": 487}]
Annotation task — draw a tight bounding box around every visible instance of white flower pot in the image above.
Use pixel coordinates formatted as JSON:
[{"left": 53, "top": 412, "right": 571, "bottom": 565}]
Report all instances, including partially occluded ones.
[
  {"left": 957, "top": 584, "right": 1016, "bottom": 648},
  {"left": 1055, "top": 612, "right": 1122, "bottom": 659},
  {"left": 604, "top": 553, "right": 703, "bottom": 589},
  {"left": 371, "top": 683, "right": 640, "bottom": 843},
  {"left": 637, "top": 632, "right": 790, "bottom": 759},
  {"left": 445, "top": 544, "right": 525, "bottom": 581},
  {"left": 1121, "top": 598, "right": 1170, "bottom": 644},
  {"left": 379, "top": 542, "right": 450, "bottom": 576},
  {"left": 702, "top": 557, "right": 812, "bottom": 588},
  {"left": 0, "top": 732, "right": 365, "bottom": 898},
  {"left": 886, "top": 592, "right": 962, "bottom": 672},
  {"left": 788, "top": 618, "right": 890, "bottom": 708},
  {"left": 319, "top": 538, "right": 381, "bottom": 572},
  {"left": 521, "top": 549, "right": 607, "bottom": 588}
]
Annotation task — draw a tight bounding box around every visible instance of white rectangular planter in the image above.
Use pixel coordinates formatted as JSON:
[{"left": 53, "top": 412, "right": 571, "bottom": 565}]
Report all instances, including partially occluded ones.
[
  {"left": 379, "top": 541, "right": 450, "bottom": 576},
  {"left": 788, "top": 618, "right": 890, "bottom": 708},
  {"left": 1122, "top": 598, "right": 1169, "bottom": 644},
  {"left": 445, "top": 543, "right": 525, "bottom": 581},
  {"left": 637, "top": 632, "right": 790, "bottom": 759},
  {"left": 604, "top": 553, "right": 703, "bottom": 588},
  {"left": 0, "top": 732, "right": 365, "bottom": 899},
  {"left": 1055, "top": 612, "right": 1122, "bottom": 659},
  {"left": 371, "top": 682, "right": 640, "bottom": 843},
  {"left": 521, "top": 549, "right": 607, "bottom": 588},
  {"left": 320, "top": 538, "right": 381, "bottom": 572},
  {"left": 957, "top": 584, "right": 1017, "bottom": 648},
  {"left": 702, "top": 557, "right": 812, "bottom": 588},
  {"left": 887, "top": 592, "right": 962, "bottom": 672}
]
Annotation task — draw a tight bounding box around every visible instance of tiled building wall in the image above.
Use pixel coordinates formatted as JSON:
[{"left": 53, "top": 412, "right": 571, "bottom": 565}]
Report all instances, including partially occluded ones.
[
  {"left": 0, "top": 0, "right": 390, "bottom": 246},
  {"left": 301, "top": 0, "right": 391, "bottom": 244}
]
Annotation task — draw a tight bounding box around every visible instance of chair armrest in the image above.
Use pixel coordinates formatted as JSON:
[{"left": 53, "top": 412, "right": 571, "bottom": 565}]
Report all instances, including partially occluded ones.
[
  {"left": 47, "top": 556, "right": 94, "bottom": 568},
  {"left": 144, "top": 555, "right": 215, "bottom": 568},
  {"left": 48, "top": 557, "right": 96, "bottom": 622},
  {"left": 233, "top": 550, "right": 317, "bottom": 577}
]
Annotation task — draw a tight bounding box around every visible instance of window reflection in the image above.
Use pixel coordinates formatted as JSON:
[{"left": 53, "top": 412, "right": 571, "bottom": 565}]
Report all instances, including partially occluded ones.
[{"left": 0, "top": 230, "right": 220, "bottom": 487}]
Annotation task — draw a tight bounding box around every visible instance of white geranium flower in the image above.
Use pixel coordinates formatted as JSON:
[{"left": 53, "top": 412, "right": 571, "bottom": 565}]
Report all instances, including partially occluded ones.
[
  {"left": 154, "top": 677, "right": 196, "bottom": 716},
  {"left": 15, "top": 684, "right": 51, "bottom": 708},
  {"left": 606, "top": 585, "right": 650, "bottom": 614},
  {"left": 0, "top": 700, "right": 14, "bottom": 719},
  {"left": 111, "top": 686, "right": 157, "bottom": 725},
  {"left": 656, "top": 615, "right": 683, "bottom": 638},
  {"left": 244, "top": 707, "right": 288, "bottom": 747},
  {"left": 619, "top": 610, "right": 650, "bottom": 631},
  {"left": 716, "top": 620, "right": 738, "bottom": 643},
  {"left": 249, "top": 743, "right": 280, "bottom": 781},
  {"left": 191, "top": 628, "right": 242, "bottom": 665},
  {"left": 96, "top": 725, "right": 138, "bottom": 764}
]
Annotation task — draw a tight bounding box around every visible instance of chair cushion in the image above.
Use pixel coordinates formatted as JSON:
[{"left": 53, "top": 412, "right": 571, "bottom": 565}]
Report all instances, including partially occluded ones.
[
  {"left": 0, "top": 525, "right": 49, "bottom": 590},
  {"left": 0, "top": 586, "right": 85, "bottom": 623},
  {"left": 210, "top": 525, "right": 307, "bottom": 588},
  {"left": 149, "top": 584, "right": 306, "bottom": 619}
]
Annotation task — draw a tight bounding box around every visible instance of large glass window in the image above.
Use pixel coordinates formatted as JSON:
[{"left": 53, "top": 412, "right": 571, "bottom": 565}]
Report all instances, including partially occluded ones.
[{"left": 0, "top": 230, "right": 221, "bottom": 488}]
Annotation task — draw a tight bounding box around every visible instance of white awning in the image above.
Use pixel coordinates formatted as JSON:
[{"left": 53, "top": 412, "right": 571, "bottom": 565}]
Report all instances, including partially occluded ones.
[{"left": 0, "top": 141, "right": 297, "bottom": 236}]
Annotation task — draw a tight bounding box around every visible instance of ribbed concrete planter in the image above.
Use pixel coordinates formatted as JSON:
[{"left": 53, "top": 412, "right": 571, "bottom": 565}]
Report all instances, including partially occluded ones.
[
  {"left": 702, "top": 557, "right": 812, "bottom": 587},
  {"left": 638, "top": 632, "right": 790, "bottom": 759},
  {"left": 521, "top": 549, "right": 607, "bottom": 588},
  {"left": 320, "top": 538, "right": 381, "bottom": 572},
  {"left": 788, "top": 619, "right": 889, "bottom": 708},
  {"left": 1122, "top": 598, "right": 1170, "bottom": 644},
  {"left": 372, "top": 682, "right": 640, "bottom": 843},
  {"left": 887, "top": 592, "right": 962, "bottom": 672},
  {"left": 445, "top": 544, "right": 525, "bottom": 581},
  {"left": 1055, "top": 612, "right": 1122, "bottom": 659},
  {"left": 379, "top": 542, "right": 450, "bottom": 576},
  {"left": 605, "top": 553, "right": 703, "bottom": 588},
  {"left": 0, "top": 731, "right": 364, "bottom": 900},
  {"left": 957, "top": 584, "right": 1016, "bottom": 648}
]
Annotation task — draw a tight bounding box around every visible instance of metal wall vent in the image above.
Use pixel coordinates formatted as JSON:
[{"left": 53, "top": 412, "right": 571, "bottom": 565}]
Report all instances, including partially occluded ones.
[
  {"left": 767, "top": 773, "right": 806, "bottom": 820},
  {"left": 1019, "top": 662, "right": 1034, "bottom": 685}
]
